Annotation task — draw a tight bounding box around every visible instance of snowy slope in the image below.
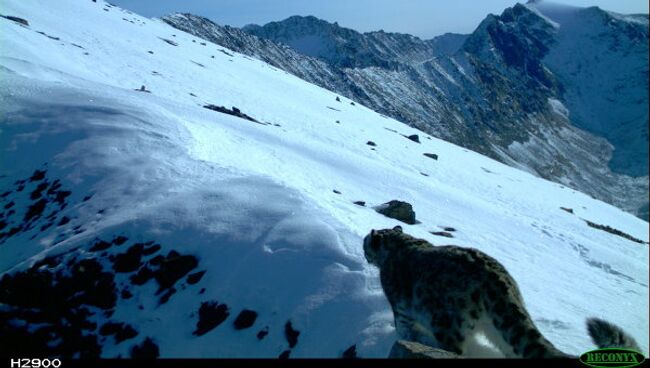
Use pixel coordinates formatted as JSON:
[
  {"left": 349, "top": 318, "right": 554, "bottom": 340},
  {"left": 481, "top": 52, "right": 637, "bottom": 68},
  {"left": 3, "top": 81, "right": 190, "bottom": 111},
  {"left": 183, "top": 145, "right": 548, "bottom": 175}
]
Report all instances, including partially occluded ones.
[
  {"left": 167, "top": 7, "right": 649, "bottom": 220},
  {"left": 0, "top": 0, "right": 648, "bottom": 359}
]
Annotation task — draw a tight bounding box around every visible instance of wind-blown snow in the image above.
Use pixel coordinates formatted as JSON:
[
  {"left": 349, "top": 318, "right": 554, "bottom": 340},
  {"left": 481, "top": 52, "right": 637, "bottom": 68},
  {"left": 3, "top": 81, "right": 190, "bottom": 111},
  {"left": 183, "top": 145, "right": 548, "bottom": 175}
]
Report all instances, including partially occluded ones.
[{"left": 0, "top": 0, "right": 648, "bottom": 358}]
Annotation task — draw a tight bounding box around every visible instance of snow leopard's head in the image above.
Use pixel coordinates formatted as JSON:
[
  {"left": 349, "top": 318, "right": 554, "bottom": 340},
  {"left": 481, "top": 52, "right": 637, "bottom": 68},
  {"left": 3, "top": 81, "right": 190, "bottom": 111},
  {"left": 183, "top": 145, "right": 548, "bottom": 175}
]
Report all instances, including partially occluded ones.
[{"left": 363, "top": 226, "right": 404, "bottom": 266}]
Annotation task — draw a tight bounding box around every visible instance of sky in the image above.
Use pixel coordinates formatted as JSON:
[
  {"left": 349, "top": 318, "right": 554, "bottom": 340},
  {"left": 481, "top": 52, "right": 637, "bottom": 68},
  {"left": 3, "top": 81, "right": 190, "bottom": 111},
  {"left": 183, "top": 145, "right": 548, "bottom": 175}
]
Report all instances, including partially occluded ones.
[{"left": 109, "top": 0, "right": 649, "bottom": 38}]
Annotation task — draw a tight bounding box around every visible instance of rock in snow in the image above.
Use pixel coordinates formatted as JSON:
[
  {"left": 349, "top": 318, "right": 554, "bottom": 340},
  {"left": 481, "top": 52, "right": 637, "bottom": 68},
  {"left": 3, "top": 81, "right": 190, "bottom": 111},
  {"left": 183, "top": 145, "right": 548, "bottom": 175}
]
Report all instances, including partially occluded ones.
[
  {"left": 375, "top": 200, "right": 417, "bottom": 225},
  {"left": 0, "top": 14, "right": 29, "bottom": 26}
]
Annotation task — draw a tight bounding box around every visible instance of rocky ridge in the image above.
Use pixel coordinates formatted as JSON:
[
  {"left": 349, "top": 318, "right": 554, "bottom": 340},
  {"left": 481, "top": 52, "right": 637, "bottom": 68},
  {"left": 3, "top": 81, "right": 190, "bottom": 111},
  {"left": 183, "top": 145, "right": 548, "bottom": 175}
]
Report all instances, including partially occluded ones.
[{"left": 163, "top": 3, "right": 649, "bottom": 219}]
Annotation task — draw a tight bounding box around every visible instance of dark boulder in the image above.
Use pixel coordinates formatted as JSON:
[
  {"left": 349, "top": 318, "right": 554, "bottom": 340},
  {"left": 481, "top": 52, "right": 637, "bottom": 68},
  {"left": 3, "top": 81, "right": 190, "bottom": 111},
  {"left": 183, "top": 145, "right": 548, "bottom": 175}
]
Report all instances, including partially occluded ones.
[
  {"left": 342, "top": 344, "right": 357, "bottom": 359},
  {"left": 90, "top": 240, "right": 112, "bottom": 252},
  {"left": 112, "top": 244, "right": 145, "bottom": 273},
  {"left": 203, "top": 104, "right": 261, "bottom": 124},
  {"left": 233, "top": 309, "right": 258, "bottom": 330},
  {"left": 375, "top": 200, "right": 416, "bottom": 225},
  {"left": 560, "top": 207, "right": 574, "bottom": 214},
  {"left": 256, "top": 326, "right": 269, "bottom": 340},
  {"left": 186, "top": 270, "right": 206, "bottom": 285},
  {"left": 406, "top": 134, "right": 420, "bottom": 143},
  {"left": 159, "top": 37, "right": 178, "bottom": 46},
  {"left": 153, "top": 251, "right": 199, "bottom": 290},
  {"left": 1, "top": 15, "right": 29, "bottom": 26},
  {"left": 193, "top": 301, "right": 230, "bottom": 336},
  {"left": 130, "top": 337, "right": 159, "bottom": 358},
  {"left": 430, "top": 231, "right": 454, "bottom": 238},
  {"left": 29, "top": 169, "right": 46, "bottom": 182},
  {"left": 284, "top": 321, "right": 300, "bottom": 348},
  {"left": 99, "top": 322, "right": 138, "bottom": 343}
]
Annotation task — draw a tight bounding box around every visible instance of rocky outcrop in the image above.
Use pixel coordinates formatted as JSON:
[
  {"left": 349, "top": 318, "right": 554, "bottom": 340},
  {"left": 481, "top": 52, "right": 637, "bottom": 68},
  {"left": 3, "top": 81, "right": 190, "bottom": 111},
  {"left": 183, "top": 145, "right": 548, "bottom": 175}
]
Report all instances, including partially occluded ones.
[
  {"left": 389, "top": 340, "right": 461, "bottom": 359},
  {"left": 0, "top": 15, "right": 29, "bottom": 26},
  {"left": 203, "top": 104, "right": 260, "bottom": 124},
  {"left": 375, "top": 200, "right": 416, "bottom": 225}
]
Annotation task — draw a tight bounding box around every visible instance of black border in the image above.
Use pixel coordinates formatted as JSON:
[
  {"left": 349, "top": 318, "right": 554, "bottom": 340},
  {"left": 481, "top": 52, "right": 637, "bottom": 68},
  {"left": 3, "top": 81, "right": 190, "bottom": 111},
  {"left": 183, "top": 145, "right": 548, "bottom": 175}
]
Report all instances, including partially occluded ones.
[{"left": 9, "top": 358, "right": 649, "bottom": 368}]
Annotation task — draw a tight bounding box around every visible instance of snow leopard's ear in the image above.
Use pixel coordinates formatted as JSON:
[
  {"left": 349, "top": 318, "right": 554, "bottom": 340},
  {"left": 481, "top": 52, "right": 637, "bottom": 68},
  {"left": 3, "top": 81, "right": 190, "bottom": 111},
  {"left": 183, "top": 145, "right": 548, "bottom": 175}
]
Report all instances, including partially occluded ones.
[
  {"left": 370, "top": 229, "right": 381, "bottom": 250},
  {"left": 393, "top": 225, "right": 403, "bottom": 233}
]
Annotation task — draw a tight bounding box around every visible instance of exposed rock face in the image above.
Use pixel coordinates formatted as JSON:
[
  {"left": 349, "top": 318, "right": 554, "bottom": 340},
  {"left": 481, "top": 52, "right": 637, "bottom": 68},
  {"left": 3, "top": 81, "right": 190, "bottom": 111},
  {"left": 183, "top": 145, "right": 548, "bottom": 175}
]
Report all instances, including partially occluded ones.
[
  {"left": 389, "top": 340, "right": 461, "bottom": 359},
  {"left": 375, "top": 200, "right": 416, "bottom": 225},
  {"left": 242, "top": 15, "right": 454, "bottom": 69},
  {"left": 0, "top": 15, "right": 29, "bottom": 26},
  {"left": 162, "top": 6, "right": 649, "bottom": 219},
  {"left": 406, "top": 134, "right": 420, "bottom": 143},
  {"left": 193, "top": 301, "right": 230, "bottom": 336},
  {"left": 130, "top": 337, "right": 160, "bottom": 359},
  {"left": 203, "top": 104, "right": 260, "bottom": 123}
]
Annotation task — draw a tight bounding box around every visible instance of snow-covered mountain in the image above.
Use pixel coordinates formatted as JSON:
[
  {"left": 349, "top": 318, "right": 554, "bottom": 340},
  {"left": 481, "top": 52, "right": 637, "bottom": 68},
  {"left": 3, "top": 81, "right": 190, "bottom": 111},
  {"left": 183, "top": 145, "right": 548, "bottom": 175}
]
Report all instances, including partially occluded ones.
[
  {"left": 531, "top": 1, "right": 649, "bottom": 178},
  {"left": 1, "top": 0, "right": 648, "bottom": 359},
  {"left": 164, "top": 1, "right": 649, "bottom": 220},
  {"left": 242, "top": 15, "right": 454, "bottom": 68}
]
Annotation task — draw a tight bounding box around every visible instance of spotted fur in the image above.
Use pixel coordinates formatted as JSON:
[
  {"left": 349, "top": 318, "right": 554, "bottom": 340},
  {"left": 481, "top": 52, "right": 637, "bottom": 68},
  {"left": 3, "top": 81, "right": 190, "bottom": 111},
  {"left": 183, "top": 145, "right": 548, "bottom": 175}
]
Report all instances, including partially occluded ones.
[{"left": 364, "top": 227, "right": 640, "bottom": 358}]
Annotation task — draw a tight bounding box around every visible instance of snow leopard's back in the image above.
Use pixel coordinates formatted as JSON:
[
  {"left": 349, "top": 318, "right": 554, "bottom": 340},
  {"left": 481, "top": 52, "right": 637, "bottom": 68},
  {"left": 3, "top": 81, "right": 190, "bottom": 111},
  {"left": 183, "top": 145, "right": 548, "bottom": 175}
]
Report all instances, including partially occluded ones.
[{"left": 363, "top": 227, "right": 640, "bottom": 358}]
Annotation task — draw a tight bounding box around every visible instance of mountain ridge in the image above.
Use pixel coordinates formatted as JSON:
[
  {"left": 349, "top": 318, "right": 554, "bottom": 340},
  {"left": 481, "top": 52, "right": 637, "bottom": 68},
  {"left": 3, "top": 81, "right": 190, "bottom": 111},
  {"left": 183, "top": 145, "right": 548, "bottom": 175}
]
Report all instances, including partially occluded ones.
[{"left": 163, "top": 4, "right": 649, "bottom": 219}]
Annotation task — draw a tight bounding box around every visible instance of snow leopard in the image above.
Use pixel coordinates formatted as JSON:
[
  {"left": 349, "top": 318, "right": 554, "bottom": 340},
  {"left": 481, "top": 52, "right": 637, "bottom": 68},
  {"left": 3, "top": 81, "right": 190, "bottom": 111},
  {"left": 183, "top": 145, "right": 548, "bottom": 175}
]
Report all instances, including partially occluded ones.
[{"left": 363, "top": 226, "right": 641, "bottom": 358}]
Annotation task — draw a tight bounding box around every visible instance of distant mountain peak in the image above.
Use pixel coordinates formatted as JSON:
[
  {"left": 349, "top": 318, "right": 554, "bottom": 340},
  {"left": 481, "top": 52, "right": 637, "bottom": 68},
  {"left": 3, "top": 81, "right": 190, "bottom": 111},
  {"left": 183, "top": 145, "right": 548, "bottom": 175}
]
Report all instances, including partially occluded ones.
[
  {"left": 164, "top": 4, "right": 648, "bottom": 220},
  {"left": 242, "top": 15, "right": 443, "bottom": 68}
]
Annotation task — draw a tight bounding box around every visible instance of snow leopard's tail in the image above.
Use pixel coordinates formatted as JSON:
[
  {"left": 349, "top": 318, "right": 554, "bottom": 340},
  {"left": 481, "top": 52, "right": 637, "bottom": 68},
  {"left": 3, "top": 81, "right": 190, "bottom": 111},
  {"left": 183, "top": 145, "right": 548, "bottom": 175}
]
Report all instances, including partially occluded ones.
[{"left": 586, "top": 318, "right": 641, "bottom": 352}]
